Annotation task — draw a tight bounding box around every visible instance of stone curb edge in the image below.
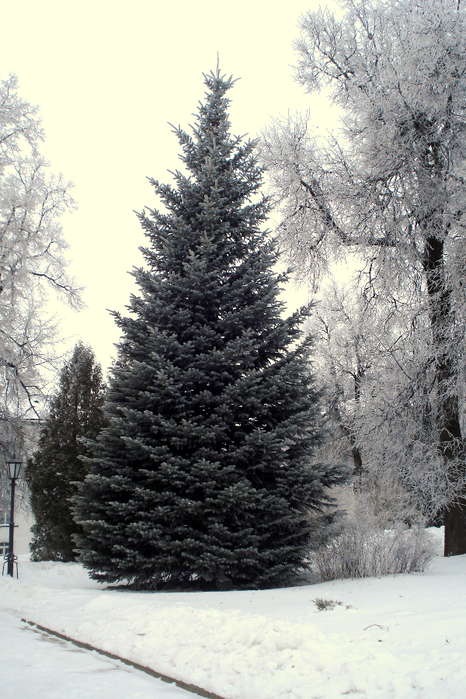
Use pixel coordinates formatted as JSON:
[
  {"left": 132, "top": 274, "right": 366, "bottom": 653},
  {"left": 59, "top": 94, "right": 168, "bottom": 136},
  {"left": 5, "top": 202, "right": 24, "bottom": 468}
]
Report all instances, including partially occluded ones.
[{"left": 21, "top": 617, "right": 227, "bottom": 699}]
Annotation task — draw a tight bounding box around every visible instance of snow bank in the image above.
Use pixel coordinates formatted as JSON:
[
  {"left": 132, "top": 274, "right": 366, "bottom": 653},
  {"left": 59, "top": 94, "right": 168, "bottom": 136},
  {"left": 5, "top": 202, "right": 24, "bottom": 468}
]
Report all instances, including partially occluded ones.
[{"left": 0, "top": 534, "right": 465, "bottom": 699}]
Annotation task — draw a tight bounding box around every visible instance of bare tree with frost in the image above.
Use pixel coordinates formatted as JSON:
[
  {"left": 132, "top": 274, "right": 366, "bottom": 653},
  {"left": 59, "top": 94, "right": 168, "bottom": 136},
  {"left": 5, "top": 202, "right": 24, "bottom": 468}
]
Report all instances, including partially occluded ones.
[
  {"left": 0, "top": 74, "right": 81, "bottom": 462},
  {"left": 310, "top": 281, "right": 448, "bottom": 524},
  {"left": 309, "top": 283, "right": 375, "bottom": 479},
  {"left": 310, "top": 283, "right": 406, "bottom": 477},
  {"left": 261, "top": 0, "right": 466, "bottom": 554}
]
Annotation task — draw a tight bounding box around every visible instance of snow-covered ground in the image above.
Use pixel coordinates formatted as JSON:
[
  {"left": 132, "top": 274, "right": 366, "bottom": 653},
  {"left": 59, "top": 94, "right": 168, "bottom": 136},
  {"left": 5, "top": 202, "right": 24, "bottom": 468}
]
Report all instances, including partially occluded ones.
[
  {"left": 0, "top": 610, "right": 194, "bottom": 699},
  {"left": 0, "top": 528, "right": 465, "bottom": 699}
]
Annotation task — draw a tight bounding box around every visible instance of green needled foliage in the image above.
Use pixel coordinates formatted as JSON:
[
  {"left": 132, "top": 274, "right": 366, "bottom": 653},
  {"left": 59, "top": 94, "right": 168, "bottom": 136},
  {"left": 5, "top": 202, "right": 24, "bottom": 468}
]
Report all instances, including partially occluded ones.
[
  {"left": 73, "top": 70, "right": 346, "bottom": 590},
  {"left": 25, "top": 343, "right": 107, "bottom": 561}
]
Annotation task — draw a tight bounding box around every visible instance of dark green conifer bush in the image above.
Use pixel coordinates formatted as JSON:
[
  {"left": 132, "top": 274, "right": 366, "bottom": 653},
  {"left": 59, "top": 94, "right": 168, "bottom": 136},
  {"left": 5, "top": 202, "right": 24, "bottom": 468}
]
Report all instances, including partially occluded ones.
[{"left": 25, "top": 343, "right": 106, "bottom": 561}]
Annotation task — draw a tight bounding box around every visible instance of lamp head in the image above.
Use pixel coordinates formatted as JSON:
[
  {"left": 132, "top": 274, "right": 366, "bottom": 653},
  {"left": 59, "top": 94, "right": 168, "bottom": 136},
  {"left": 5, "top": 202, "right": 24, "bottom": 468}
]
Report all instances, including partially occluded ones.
[{"left": 8, "top": 461, "right": 22, "bottom": 480}]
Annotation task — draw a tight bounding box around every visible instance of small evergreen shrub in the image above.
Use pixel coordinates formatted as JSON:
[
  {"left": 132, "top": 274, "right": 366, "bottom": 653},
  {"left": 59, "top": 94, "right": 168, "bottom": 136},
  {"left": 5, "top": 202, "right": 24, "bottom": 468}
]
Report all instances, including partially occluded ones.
[{"left": 313, "top": 598, "right": 343, "bottom": 611}]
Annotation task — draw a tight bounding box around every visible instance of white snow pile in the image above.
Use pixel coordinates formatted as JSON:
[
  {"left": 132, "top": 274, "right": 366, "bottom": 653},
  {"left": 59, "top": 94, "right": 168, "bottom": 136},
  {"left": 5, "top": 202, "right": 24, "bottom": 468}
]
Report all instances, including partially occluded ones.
[{"left": 0, "top": 528, "right": 465, "bottom": 699}]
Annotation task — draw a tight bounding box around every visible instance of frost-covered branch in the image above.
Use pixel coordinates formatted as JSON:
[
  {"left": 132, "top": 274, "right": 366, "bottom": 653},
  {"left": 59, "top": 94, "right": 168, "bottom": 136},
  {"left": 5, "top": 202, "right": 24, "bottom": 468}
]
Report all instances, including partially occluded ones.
[
  {"left": 263, "top": 0, "right": 466, "bottom": 554},
  {"left": 0, "top": 73, "right": 82, "bottom": 461}
]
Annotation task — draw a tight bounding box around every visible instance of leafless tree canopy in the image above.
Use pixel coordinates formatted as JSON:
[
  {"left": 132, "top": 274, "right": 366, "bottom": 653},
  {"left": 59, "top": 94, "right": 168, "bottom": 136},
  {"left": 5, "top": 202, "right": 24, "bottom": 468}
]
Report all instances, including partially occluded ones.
[
  {"left": 0, "top": 74, "right": 82, "bottom": 466},
  {"left": 261, "top": 0, "right": 466, "bottom": 553}
]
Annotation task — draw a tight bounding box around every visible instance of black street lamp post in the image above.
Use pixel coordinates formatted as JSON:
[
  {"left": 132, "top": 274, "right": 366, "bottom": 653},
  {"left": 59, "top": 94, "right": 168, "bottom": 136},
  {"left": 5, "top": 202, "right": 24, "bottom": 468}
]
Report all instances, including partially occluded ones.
[{"left": 5, "top": 461, "right": 21, "bottom": 577}]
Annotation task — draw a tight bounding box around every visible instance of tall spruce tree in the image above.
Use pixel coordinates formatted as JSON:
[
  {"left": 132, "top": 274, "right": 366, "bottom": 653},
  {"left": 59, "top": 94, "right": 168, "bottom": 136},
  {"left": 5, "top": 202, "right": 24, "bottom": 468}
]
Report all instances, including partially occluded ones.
[
  {"left": 74, "top": 70, "right": 345, "bottom": 590},
  {"left": 25, "top": 343, "right": 107, "bottom": 561}
]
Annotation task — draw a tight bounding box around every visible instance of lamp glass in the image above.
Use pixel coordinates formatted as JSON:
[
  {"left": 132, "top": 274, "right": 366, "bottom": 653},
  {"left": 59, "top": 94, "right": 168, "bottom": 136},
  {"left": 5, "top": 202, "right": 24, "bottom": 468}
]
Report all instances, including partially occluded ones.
[{"left": 8, "top": 461, "right": 22, "bottom": 480}]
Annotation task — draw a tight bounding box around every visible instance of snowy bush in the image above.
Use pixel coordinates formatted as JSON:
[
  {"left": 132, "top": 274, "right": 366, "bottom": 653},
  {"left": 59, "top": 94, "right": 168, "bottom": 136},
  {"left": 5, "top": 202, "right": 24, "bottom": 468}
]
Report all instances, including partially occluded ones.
[
  {"left": 314, "top": 522, "right": 436, "bottom": 581},
  {"left": 310, "top": 483, "right": 437, "bottom": 581}
]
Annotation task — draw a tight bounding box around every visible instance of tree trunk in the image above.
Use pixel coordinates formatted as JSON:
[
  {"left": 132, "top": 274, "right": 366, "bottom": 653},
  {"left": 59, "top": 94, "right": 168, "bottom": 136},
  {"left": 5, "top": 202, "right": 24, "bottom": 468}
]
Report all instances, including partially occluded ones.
[
  {"left": 352, "top": 364, "right": 364, "bottom": 480},
  {"left": 423, "top": 236, "right": 466, "bottom": 556},
  {"left": 444, "top": 503, "right": 466, "bottom": 556},
  {"left": 439, "top": 398, "right": 466, "bottom": 556},
  {"left": 328, "top": 366, "right": 364, "bottom": 480},
  {"left": 351, "top": 444, "right": 363, "bottom": 479}
]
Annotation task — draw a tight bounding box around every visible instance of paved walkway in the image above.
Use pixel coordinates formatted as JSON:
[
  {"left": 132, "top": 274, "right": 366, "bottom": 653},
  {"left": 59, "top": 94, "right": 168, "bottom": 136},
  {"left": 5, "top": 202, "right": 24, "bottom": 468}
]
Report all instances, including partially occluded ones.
[{"left": 0, "top": 610, "right": 196, "bottom": 699}]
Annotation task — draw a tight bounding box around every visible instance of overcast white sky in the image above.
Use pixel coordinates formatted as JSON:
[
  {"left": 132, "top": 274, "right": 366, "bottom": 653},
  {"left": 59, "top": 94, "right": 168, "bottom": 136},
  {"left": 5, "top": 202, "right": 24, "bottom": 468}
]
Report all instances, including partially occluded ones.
[{"left": 0, "top": 0, "right": 338, "bottom": 374}]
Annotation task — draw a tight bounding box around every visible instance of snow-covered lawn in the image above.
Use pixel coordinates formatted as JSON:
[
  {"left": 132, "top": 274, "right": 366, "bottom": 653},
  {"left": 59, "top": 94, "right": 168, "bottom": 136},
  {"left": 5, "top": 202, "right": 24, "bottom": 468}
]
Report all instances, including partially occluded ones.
[{"left": 1, "top": 528, "right": 465, "bottom": 699}]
